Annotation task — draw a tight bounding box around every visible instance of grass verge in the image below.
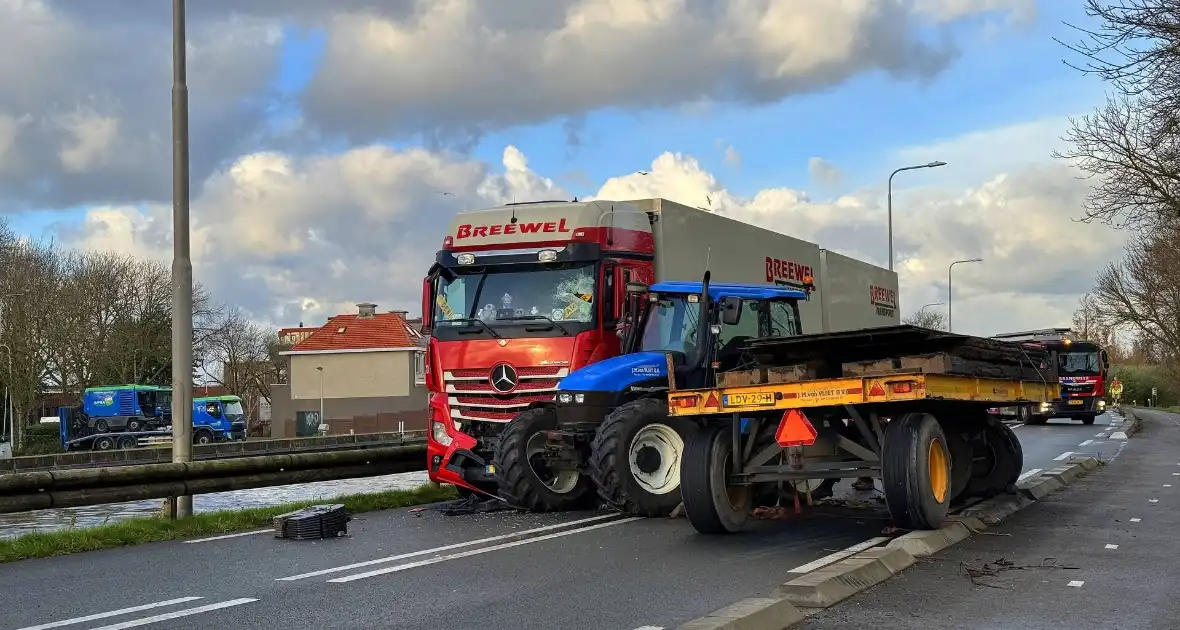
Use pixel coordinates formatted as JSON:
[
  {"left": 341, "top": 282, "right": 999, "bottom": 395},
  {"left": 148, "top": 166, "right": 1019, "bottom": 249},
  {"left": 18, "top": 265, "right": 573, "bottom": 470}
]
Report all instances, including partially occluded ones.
[{"left": 0, "top": 483, "right": 458, "bottom": 564}]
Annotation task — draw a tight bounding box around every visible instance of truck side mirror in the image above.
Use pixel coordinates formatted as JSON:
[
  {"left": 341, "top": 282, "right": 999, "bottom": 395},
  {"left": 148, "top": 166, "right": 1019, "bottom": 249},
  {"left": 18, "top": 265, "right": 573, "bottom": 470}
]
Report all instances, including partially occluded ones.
[
  {"left": 718, "top": 296, "right": 743, "bottom": 326},
  {"left": 420, "top": 278, "right": 433, "bottom": 331}
]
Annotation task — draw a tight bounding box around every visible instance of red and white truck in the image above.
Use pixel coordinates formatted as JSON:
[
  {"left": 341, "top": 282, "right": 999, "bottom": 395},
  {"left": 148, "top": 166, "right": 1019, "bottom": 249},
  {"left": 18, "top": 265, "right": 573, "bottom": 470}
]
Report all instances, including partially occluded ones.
[
  {"left": 420, "top": 197, "right": 900, "bottom": 496},
  {"left": 990, "top": 328, "right": 1110, "bottom": 425}
]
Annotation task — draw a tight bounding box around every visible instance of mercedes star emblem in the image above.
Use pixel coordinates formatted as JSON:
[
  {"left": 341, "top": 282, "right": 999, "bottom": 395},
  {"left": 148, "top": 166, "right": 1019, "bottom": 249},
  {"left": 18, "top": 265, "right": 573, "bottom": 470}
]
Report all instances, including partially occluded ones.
[{"left": 490, "top": 363, "right": 518, "bottom": 393}]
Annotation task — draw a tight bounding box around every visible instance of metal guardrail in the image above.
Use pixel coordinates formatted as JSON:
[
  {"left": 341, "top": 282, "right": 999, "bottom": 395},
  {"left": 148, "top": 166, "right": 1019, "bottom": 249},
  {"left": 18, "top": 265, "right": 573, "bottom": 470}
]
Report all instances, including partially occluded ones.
[
  {"left": 0, "top": 430, "right": 427, "bottom": 473},
  {"left": 0, "top": 440, "right": 429, "bottom": 515}
]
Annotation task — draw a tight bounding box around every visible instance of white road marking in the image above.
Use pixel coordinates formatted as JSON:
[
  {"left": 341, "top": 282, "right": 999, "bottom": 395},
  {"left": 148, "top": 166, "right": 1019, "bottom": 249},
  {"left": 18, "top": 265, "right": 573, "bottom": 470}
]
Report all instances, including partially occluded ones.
[
  {"left": 1094, "top": 433, "right": 1107, "bottom": 437},
  {"left": 1150, "top": 499, "right": 1159, "bottom": 503},
  {"left": 13, "top": 598, "right": 204, "bottom": 630},
  {"left": 1131, "top": 518, "right": 1141, "bottom": 523},
  {"left": 1054, "top": 452, "right": 1074, "bottom": 461},
  {"left": 1110, "top": 431, "right": 1128, "bottom": 439},
  {"left": 1008, "top": 423, "right": 1025, "bottom": 429},
  {"left": 183, "top": 529, "right": 270, "bottom": 544},
  {"left": 1105, "top": 544, "right": 1119, "bottom": 549},
  {"left": 786, "top": 537, "right": 891, "bottom": 574},
  {"left": 327, "top": 517, "right": 643, "bottom": 583},
  {"left": 1068, "top": 580, "right": 1085, "bottom": 587},
  {"left": 1078, "top": 440, "right": 1093, "bottom": 446},
  {"left": 1166, "top": 485, "right": 1173, "bottom": 488},
  {"left": 1173, "top": 473, "right": 1179, "bottom": 476},
  {"left": 632, "top": 626, "right": 664, "bottom": 629},
  {"left": 278, "top": 513, "right": 624, "bottom": 581},
  {"left": 1017, "top": 469, "right": 1042, "bottom": 482},
  {"left": 86, "top": 599, "right": 258, "bottom": 629}
]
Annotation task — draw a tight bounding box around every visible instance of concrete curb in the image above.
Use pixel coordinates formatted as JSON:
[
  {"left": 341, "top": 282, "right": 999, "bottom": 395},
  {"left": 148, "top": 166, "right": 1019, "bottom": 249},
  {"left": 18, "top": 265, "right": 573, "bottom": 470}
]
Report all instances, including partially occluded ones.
[{"left": 673, "top": 411, "right": 1148, "bottom": 630}]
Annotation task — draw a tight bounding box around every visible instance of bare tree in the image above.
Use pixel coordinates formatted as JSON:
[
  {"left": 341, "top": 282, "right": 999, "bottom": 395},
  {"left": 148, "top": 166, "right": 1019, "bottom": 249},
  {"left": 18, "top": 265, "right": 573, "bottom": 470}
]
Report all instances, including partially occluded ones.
[
  {"left": 903, "top": 308, "right": 948, "bottom": 331},
  {"left": 1055, "top": 1, "right": 1180, "bottom": 231},
  {"left": 200, "top": 306, "right": 279, "bottom": 434}
]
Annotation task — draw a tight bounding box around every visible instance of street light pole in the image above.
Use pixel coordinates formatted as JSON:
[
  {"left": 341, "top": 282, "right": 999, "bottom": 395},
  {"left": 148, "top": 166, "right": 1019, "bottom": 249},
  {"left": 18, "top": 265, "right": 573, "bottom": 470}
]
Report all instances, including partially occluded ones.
[
  {"left": 316, "top": 366, "right": 325, "bottom": 435},
  {"left": 887, "top": 161, "right": 947, "bottom": 271},
  {"left": 948, "top": 259, "right": 983, "bottom": 333},
  {"left": 170, "top": 0, "right": 195, "bottom": 519}
]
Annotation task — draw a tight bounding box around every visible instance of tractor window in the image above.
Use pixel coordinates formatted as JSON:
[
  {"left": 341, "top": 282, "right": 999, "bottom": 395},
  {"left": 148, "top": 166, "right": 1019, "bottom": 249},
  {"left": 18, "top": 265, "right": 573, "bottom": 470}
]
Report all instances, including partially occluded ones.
[
  {"left": 768, "top": 301, "right": 801, "bottom": 337},
  {"left": 640, "top": 295, "right": 701, "bottom": 355}
]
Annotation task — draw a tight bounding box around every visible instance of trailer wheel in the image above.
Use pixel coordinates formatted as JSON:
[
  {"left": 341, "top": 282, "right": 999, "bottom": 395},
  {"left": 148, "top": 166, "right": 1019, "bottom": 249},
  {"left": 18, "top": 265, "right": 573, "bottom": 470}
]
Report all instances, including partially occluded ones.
[
  {"left": 964, "top": 419, "right": 1023, "bottom": 499},
  {"left": 117, "top": 436, "right": 138, "bottom": 449},
  {"left": 881, "top": 412, "right": 952, "bottom": 530},
  {"left": 494, "top": 407, "right": 595, "bottom": 512},
  {"left": 589, "top": 398, "right": 693, "bottom": 517},
  {"left": 947, "top": 431, "right": 973, "bottom": 501},
  {"left": 681, "top": 424, "right": 752, "bottom": 534},
  {"left": 92, "top": 436, "right": 116, "bottom": 451}
]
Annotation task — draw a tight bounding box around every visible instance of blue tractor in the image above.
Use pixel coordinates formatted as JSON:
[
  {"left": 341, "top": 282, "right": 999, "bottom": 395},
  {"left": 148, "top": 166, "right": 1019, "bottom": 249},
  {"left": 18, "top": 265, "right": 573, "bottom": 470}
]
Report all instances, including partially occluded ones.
[{"left": 493, "top": 272, "right": 810, "bottom": 516}]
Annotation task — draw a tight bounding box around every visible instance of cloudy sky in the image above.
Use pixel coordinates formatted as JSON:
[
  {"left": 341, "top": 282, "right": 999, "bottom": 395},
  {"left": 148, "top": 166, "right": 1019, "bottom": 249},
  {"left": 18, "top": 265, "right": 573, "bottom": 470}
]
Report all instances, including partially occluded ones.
[{"left": 1, "top": 0, "right": 1123, "bottom": 336}]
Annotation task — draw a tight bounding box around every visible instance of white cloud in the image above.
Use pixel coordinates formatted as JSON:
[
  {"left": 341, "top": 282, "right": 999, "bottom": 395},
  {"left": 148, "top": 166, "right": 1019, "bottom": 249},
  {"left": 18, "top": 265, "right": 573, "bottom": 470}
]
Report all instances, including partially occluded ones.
[
  {"left": 808, "top": 157, "right": 844, "bottom": 188},
  {"left": 53, "top": 117, "right": 1127, "bottom": 337}
]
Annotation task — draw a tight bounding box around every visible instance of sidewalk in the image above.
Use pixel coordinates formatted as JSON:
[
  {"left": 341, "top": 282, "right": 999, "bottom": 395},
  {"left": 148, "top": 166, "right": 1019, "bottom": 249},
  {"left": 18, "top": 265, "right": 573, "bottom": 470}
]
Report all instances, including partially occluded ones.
[{"left": 800, "top": 408, "right": 1180, "bottom": 630}]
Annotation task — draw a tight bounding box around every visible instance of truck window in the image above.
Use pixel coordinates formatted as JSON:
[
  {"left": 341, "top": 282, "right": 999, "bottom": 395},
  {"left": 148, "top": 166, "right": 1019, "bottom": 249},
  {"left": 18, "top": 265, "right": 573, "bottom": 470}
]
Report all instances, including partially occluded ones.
[
  {"left": 223, "top": 401, "right": 245, "bottom": 419},
  {"left": 768, "top": 301, "right": 801, "bottom": 337},
  {"left": 433, "top": 262, "right": 597, "bottom": 326},
  {"left": 205, "top": 403, "right": 222, "bottom": 418},
  {"left": 640, "top": 296, "right": 700, "bottom": 355},
  {"left": 1059, "top": 351, "right": 1101, "bottom": 375}
]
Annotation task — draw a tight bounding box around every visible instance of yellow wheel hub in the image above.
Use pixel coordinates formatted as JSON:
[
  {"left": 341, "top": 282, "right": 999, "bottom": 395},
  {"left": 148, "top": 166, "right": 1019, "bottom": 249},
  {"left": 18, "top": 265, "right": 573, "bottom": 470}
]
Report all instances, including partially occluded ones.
[{"left": 928, "top": 437, "right": 949, "bottom": 503}]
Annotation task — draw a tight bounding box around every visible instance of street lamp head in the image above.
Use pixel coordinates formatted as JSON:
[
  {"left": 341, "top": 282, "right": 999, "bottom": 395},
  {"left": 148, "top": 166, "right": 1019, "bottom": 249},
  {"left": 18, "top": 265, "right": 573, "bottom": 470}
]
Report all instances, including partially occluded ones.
[
  {"left": 928, "top": 161, "right": 947, "bottom": 168},
  {"left": 969, "top": 258, "right": 983, "bottom": 263}
]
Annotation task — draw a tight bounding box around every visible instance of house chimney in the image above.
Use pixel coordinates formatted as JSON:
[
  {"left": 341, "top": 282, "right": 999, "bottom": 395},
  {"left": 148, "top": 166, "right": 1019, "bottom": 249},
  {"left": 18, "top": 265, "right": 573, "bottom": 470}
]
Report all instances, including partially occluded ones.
[
  {"left": 392, "top": 310, "right": 409, "bottom": 320},
  {"left": 357, "top": 303, "right": 377, "bottom": 319}
]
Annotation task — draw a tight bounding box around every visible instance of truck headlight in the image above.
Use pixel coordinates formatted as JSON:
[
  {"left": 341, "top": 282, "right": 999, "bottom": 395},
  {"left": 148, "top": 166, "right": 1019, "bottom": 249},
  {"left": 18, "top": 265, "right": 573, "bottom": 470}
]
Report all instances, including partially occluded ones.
[
  {"left": 1098, "top": 400, "right": 1106, "bottom": 407},
  {"left": 431, "top": 421, "right": 453, "bottom": 446},
  {"left": 557, "top": 393, "right": 585, "bottom": 404}
]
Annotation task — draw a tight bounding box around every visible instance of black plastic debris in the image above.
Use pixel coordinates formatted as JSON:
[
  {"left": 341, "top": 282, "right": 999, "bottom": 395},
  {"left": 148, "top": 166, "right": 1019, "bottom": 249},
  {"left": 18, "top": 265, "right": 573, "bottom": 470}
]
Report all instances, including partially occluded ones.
[
  {"left": 432, "top": 492, "right": 512, "bottom": 516},
  {"left": 273, "top": 503, "right": 350, "bottom": 540}
]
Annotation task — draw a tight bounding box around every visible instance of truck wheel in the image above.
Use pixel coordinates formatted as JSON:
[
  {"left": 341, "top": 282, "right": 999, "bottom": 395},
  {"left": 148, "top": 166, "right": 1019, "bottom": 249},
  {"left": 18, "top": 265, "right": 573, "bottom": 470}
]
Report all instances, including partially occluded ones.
[
  {"left": 681, "top": 424, "right": 751, "bottom": 534},
  {"left": 963, "top": 419, "right": 1023, "bottom": 499},
  {"left": 1026, "top": 414, "right": 1048, "bottom": 425},
  {"left": 947, "top": 431, "right": 973, "bottom": 501},
  {"left": 95, "top": 419, "right": 110, "bottom": 433},
  {"left": 127, "top": 418, "right": 145, "bottom": 432},
  {"left": 193, "top": 429, "right": 215, "bottom": 445},
  {"left": 881, "top": 412, "right": 952, "bottom": 530},
  {"left": 92, "top": 436, "right": 116, "bottom": 451},
  {"left": 589, "top": 398, "right": 693, "bottom": 517},
  {"left": 494, "top": 407, "right": 595, "bottom": 512},
  {"left": 117, "top": 436, "right": 138, "bottom": 449}
]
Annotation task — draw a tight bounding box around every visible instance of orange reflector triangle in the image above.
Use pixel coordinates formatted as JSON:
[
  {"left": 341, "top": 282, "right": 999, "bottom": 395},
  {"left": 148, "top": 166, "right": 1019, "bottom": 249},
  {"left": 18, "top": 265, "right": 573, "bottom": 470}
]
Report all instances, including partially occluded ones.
[
  {"left": 775, "top": 409, "right": 817, "bottom": 447},
  {"left": 705, "top": 392, "right": 720, "bottom": 408},
  {"left": 868, "top": 381, "right": 885, "bottom": 396}
]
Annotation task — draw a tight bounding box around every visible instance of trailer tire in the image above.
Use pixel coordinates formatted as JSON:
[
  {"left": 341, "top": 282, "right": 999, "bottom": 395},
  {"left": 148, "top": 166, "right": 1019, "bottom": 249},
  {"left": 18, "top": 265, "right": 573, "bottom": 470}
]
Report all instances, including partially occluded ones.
[
  {"left": 881, "top": 412, "right": 952, "bottom": 530},
  {"left": 117, "top": 436, "right": 137, "bottom": 449},
  {"left": 681, "top": 424, "right": 751, "bottom": 535},
  {"left": 494, "top": 407, "right": 595, "bottom": 512},
  {"left": 590, "top": 398, "right": 693, "bottom": 517},
  {"left": 126, "top": 418, "right": 145, "bottom": 432},
  {"left": 964, "top": 418, "right": 1023, "bottom": 499},
  {"left": 947, "top": 431, "right": 973, "bottom": 501},
  {"left": 92, "top": 436, "right": 116, "bottom": 451}
]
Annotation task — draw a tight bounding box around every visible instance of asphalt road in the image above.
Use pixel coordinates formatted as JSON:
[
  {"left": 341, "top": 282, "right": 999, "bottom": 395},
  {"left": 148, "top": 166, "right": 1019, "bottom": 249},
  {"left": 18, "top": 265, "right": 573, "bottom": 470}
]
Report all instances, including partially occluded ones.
[
  {"left": 803, "top": 407, "right": 1180, "bottom": 629},
  {"left": 1010, "top": 411, "right": 1128, "bottom": 480},
  {"left": 0, "top": 411, "right": 1127, "bottom": 630}
]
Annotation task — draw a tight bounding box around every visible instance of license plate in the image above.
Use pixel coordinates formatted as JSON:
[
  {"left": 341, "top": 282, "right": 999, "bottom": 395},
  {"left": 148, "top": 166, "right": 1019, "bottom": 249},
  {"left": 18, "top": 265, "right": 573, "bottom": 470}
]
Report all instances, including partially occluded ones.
[
  {"left": 1068, "top": 399, "right": 1084, "bottom": 405},
  {"left": 723, "top": 392, "right": 775, "bottom": 407}
]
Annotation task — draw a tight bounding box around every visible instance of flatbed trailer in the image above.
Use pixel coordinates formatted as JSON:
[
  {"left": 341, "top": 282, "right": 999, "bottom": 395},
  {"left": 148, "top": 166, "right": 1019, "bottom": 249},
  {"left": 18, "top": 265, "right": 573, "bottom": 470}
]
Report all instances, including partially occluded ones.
[{"left": 664, "top": 325, "right": 1060, "bottom": 534}]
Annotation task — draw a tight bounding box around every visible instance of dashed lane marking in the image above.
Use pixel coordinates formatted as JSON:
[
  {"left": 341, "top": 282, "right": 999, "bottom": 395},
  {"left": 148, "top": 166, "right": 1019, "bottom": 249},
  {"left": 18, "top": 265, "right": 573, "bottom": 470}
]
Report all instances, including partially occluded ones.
[
  {"left": 1079, "top": 440, "right": 1093, "bottom": 446},
  {"left": 632, "top": 626, "right": 664, "bottom": 629},
  {"left": 1054, "top": 452, "right": 1074, "bottom": 461},
  {"left": 1094, "top": 433, "right": 1107, "bottom": 438},
  {"left": 1105, "top": 544, "right": 1119, "bottom": 550},
  {"left": 327, "top": 517, "right": 644, "bottom": 583},
  {"left": 184, "top": 530, "right": 271, "bottom": 544},
  {"left": 1017, "top": 469, "right": 1042, "bottom": 482},
  {"left": 1068, "top": 580, "right": 1085, "bottom": 587},
  {"left": 786, "top": 537, "right": 891, "bottom": 574},
  {"left": 1150, "top": 499, "right": 1159, "bottom": 503},
  {"left": 278, "top": 513, "right": 624, "bottom": 581},
  {"left": 86, "top": 599, "right": 258, "bottom": 630},
  {"left": 1131, "top": 518, "right": 1142, "bottom": 523},
  {"left": 13, "top": 598, "right": 204, "bottom": 630}
]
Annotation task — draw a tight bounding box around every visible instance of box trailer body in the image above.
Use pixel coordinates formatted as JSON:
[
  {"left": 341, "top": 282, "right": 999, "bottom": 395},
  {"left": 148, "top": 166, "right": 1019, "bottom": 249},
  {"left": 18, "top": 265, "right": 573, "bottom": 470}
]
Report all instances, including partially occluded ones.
[{"left": 422, "top": 197, "right": 898, "bottom": 494}]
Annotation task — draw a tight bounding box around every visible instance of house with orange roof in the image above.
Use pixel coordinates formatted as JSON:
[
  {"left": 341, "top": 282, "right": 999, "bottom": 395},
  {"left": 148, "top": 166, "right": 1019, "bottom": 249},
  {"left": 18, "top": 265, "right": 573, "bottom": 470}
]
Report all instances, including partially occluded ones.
[{"left": 268, "top": 303, "right": 427, "bottom": 438}]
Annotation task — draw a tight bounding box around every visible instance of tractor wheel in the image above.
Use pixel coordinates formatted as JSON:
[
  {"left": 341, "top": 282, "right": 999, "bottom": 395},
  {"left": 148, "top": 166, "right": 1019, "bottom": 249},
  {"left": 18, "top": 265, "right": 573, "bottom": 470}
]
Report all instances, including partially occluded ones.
[
  {"left": 681, "top": 424, "right": 751, "bottom": 534},
  {"left": 590, "top": 398, "right": 694, "bottom": 517},
  {"left": 963, "top": 418, "right": 1024, "bottom": 499},
  {"left": 494, "top": 407, "right": 595, "bottom": 512},
  {"left": 881, "top": 412, "right": 953, "bottom": 530}
]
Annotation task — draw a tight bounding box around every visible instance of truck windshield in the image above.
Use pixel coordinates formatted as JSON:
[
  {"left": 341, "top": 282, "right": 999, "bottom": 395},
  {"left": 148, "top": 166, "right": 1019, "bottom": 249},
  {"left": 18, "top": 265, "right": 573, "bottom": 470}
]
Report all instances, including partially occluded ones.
[
  {"left": 1059, "top": 351, "right": 1101, "bottom": 375},
  {"left": 224, "top": 401, "right": 245, "bottom": 419},
  {"left": 433, "top": 263, "right": 597, "bottom": 333},
  {"left": 640, "top": 295, "right": 702, "bottom": 354}
]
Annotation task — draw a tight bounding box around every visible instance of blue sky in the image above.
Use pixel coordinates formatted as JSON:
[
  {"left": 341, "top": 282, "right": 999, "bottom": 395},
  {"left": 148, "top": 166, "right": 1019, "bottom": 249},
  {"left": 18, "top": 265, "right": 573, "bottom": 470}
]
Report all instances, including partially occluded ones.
[{"left": 8, "top": 1, "right": 1105, "bottom": 238}]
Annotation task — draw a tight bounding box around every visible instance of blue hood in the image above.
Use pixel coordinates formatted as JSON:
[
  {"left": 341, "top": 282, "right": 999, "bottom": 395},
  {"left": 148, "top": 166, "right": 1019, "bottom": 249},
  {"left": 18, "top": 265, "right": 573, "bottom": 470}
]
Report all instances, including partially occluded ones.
[{"left": 558, "top": 352, "right": 668, "bottom": 393}]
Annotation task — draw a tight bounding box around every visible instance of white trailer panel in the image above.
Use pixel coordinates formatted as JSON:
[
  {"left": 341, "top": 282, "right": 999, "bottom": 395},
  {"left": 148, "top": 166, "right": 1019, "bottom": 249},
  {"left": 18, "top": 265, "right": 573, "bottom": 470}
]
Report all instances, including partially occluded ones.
[
  {"left": 626, "top": 198, "right": 828, "bottom": 334},
  {"left": 818, "top": 249, "right": 900, "bottom": 332}
]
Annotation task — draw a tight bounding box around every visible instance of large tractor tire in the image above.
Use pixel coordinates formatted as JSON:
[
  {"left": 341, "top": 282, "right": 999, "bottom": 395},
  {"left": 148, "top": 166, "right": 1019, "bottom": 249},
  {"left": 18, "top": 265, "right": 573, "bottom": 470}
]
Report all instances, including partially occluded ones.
[
  {"left": 589, "top": 398, "right": 695, "bottom": 517},
  {"left": 881, "top": 412, "right": 953, "bottom": 530},
  {"left": 494, "top": 407, "right": 595, "bottom": 512},
  {"left": 681, "top": 424, "right": 752, "bottom": 534},
  {"left": 963, "top": 417, "right": 1024, "bottom": 499}
]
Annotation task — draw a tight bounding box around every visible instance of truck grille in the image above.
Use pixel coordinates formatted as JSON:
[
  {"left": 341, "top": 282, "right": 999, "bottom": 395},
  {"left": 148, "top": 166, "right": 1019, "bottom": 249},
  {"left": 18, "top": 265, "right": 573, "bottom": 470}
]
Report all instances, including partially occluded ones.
[
  {"left": 443, "top": 365, "right": 569, "bottom": 423},
  {"left": 1062, "top": 383, "right": 1096, "bottom": 395}
]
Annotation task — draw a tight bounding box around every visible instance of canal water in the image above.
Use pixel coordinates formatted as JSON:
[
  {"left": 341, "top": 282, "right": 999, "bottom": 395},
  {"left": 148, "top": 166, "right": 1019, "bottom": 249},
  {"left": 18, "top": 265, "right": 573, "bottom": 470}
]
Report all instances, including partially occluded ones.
[{"left": 0, "top": 470, "right": 431, "bottom": 540}]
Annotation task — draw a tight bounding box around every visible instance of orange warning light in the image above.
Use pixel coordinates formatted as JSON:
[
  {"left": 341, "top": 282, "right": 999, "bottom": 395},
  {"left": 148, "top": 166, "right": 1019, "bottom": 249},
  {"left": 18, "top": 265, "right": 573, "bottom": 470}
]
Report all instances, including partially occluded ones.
[{"left": 775, "top": 409, "right": 818, "bottom": 447}]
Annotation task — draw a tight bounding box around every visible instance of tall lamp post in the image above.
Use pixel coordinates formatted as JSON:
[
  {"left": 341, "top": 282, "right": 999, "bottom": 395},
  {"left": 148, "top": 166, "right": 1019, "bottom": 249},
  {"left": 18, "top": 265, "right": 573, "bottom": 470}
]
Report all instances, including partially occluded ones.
[
  {"left": 887, "top": 161, "right": 947, "bottom": 270},
  {"left": 948, "top": 259, "right": 983, "bottom": 333},
  {"left": 316, "top": 366, "right": 325, "bottom": 434},
  {"left": 170, "top": 0, "right": 195, "bottom": 519}
]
